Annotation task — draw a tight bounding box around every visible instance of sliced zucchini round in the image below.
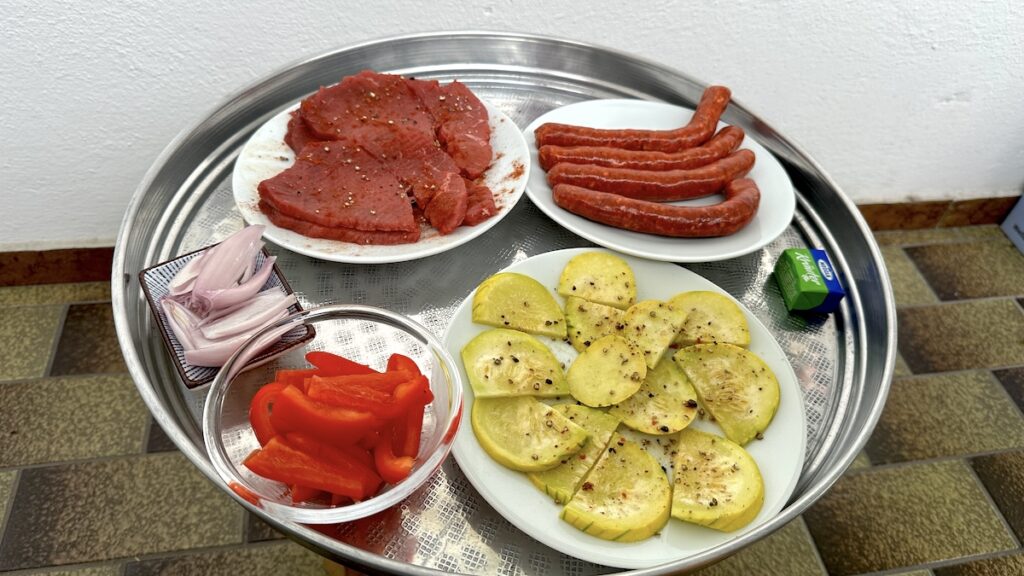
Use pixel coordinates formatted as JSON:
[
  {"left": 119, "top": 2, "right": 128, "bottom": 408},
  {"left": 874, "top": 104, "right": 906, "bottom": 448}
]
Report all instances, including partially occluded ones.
[
  {"left": 671, "top": 428, "right": 764, "bottom": 532},
  {"left": 622, "top": 299, "right": 687, "bottom": 370},
  {"left": 669, "top": 291, "right": 750, "bottom": 348},
  {"left": 564, "top": 295, "right": 626, "bottom": 353},
  {"left": 673, "top": 343, "right": 780, "bottom": 446},
  {"left": 610, "top": 356, "right": 698, "bottom": 435},
  {"left": 561, "top": 432, "right": 671, "bottom": 542},
  {"left": 567, "top": 334, "right": 646, "bottom": 407},
  {"left": 528, "top": 404, "right": 621, "bottom": 504},
  {"left": 556, "top": 252, "right": 636, "bottom": 310},
  {"left": 473, "top": 272, "right": 566, "bottom": 338},
  {"left": 472, "top": 396, "right": 588, "bottom": 472},
  {"left": 461, "top": 328, "right": 568, "bottom": 397}
]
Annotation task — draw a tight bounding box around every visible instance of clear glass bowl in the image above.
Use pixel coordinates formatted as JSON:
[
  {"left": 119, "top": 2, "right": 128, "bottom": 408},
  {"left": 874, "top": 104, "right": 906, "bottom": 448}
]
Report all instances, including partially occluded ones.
[{"left": 203, "top": 304, "right": 463, "bottom": 524}]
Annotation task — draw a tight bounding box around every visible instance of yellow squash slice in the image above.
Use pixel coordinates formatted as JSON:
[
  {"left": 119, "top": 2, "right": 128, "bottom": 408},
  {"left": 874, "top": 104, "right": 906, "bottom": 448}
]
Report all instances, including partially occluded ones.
[
  {"left": 669, "top": 291, "right": 750, "bottom": 347},
  {"left": 610, "top": 356, "right": 699, "bottom": 435},
  {"left": 671, "top": 428, "right": 764, "bottom": 532},
  {"left": 472, "top": 396, "right": 588, "bottom": 472},
  {"left": 561, "top": 433, "right": 671, "bottom": 542},
  {"left": 673, "top": 343, "right": 780, "bottom": 445},
  {"left": 556, "top": 252, "right": 637, "bottom": 310},
  {"left": 622, "top": 300, "right": 687, "bottom": 369},
  {"left": 473, "top": 273, "right": 566, "bottom": 338},
  {"left": 528, "top": 405, "right": 621, "bottom": 504},
  {"left": 461, "top": 328, "right": 568, "bottom": 397},
  {"left": 564, "top": 296, "right": 626, "bottom": 352},
  {"left": 567, "top": 334, "right": 646, "bottom": 407}
]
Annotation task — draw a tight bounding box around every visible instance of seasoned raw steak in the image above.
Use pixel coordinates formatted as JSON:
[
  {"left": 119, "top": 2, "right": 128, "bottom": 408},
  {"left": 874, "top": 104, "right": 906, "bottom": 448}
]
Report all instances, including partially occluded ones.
[
  {"left": 257, "top": 140, "right": 417, "bottom": 233},
  {"left": 299, "top": 71, "right": 435, "bottom": 142},
  {"left": 283, "top": 111, "right": 318, "bottom": 154},
  {"left": 353, "top": 124, "right": 467, "bottom": 232},
  {"left": 408, "top": 79, "right": 493, "bottom": 179},
  {"left": 259, "top": 200, "right": 421, "bottom": 245},
  {"left": 463, "top": 178, "right": 498, "bottom": 226}
]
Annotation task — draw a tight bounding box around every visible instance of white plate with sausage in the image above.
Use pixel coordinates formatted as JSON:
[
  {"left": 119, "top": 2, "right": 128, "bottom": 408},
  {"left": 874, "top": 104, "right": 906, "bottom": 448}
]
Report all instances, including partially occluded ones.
[{"left": 523, "top": 99, "right": 795, "bottom": 263}]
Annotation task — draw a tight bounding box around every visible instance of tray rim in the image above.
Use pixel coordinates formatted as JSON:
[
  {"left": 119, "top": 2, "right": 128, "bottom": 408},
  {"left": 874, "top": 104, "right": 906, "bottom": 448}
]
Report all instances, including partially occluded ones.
[{"left": 111, "top": 30, "right": 896, "bottom": 576}]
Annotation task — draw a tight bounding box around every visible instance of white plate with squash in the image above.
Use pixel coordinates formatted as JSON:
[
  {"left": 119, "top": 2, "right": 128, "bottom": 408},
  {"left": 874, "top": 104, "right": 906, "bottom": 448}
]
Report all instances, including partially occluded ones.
[{"left": 442, "top": 248, "right": 806, "bottom": 569}]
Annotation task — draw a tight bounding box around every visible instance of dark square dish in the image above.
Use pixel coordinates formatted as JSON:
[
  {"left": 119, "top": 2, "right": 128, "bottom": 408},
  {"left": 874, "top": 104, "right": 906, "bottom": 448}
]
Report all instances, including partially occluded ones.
[{"left": 138, "top": 245, "right": 314, "bottom": 389}]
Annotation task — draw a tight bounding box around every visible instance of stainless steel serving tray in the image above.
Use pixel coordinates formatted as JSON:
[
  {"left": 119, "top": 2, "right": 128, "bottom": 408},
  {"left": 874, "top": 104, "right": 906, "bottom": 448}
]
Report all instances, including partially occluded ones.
[{"left": 112, "top": 31, "right": 895, "bottom": 575}]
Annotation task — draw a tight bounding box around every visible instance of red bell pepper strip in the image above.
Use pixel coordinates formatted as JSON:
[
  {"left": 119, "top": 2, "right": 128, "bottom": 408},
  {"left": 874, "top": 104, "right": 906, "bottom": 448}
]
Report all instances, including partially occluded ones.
[
  {"left": 306, "top": 351, "right": 378, "bottom": 376},
  {"left": 283, "top": 433, "right": 382, "bottom": 498},
  {"left": 249, "top": 382, "right": 286, "bottom": 447},
  {"left": 270, "top": 384, "right": 379, "bottom": 445},
  {"left": 274, "top": 368, "right": 318, "bottom": 390},
  {"left": 243, "top": 437, "right": 367, "bottom": 500},
  {"left": 307, "top": 372, "right": 410, "bottom": 393},
  {"left": 374, "top": 428, "right": 415, "bottom": 484},
  {"left": 393, "top": 406, "right": 425, "bottom": 458},
  {"left": 386, "top": 353, "right": 421, "bottom": 376},
  {"left": 289, "top": 484, "right": 323, "bottom": 504}
]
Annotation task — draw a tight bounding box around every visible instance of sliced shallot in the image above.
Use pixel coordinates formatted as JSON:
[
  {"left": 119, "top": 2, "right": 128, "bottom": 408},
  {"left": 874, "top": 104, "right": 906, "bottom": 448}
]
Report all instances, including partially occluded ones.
[
  {"left": 199, "top": 292, "right": 297, "bottom": 341},
  {"left": 183, "top": 311, "right": 290, "bottom": 367},
  {"left": 189, "top": 225, "right": 265, "bottom": 306},
  {"left": 192, "top": 256, "right": 277, "bottom": 315}
]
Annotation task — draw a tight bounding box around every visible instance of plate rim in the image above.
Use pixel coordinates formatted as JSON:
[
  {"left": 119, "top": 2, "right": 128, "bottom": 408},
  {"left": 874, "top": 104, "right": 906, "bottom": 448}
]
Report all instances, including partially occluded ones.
[
  {"left": 232, "top": 98, "right": 530, "bottom": 264},
  {"left": 522, "top": 98, "right": 797, "bottom": 263},
  {"left": 442, "top": 247, "right": 807, "bottom": 569}
]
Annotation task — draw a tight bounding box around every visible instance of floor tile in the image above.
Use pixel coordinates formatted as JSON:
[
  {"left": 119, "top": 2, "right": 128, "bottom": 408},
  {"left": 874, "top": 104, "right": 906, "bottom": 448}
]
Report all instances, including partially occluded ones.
[
  {"left": 803, "top": 460, "right": 1015, "bottom": 575},
  {"left": 0, "top": 469, "right": 16, "bottom": 530},
  {"left": 907, "top": 240, "right": 1024, "bottom": 300},
  {"left": 939, "top": 196, "right": 1020, "bottom": 227},
  {"left": 0, "top": 247, "right": 113, "bottom": 287},
  {"left": 693, "top": 518, "right": 824, "bottom": 576},
  {"left": 859, "top": 201, "right": 950, "bottom": 230},
  {"left": 50, "top": 303, "right": 126, "bottom": 375},
  {"left": 874, "top": 225, "right": 1007, "bottom": 246},
  {"left": 995, "top": 367, "right": 1024, "bottom": 412},
  {"left": 0, "top": 282, "right": 110, "bottom": 306},
  {"left": 0, "top": 304, "right": 63, "bottom": 381},
  {"left": 880, "top": 246, "right": 939, "bottom": 306},
  {"left": 246, "top": 512, "right": 286, "bottom": 543},
  {"left": 866, "top": 371, "right": 1024, "bottom": 463},
  {"left": 145, "top": 419, "right": 179, "bottom": 453},
  {"left": 898, "top": 300, "right": 1024, "bottom": 373},
  {"left": 1, "top": 566, "right": 123, "bottom": 576},
  {"left": 0, "top": 453, "right": 243, "bottom": 570},
  {"left": 972, "top": 450, "right": 1024, "bottom": 541},
  {"left": 123, "top": 541, "right": 324, "bottom": 576},
  {"left": 894, "top": 353, "right": 913, "bottom": 378},
  {"left": 0, "top": 375, "right": 148, "bottom": 467},
  {"left": 935, "top": 553, "right": 1024, "bottom": 576}
]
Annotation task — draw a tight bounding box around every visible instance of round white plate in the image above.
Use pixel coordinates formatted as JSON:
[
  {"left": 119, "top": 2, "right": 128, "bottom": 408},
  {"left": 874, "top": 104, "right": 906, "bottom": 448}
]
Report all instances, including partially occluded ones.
[
  {"left": 523, "top": 100, "right": 796, "bottom": 263},
  {"left": 443, "top": 248, "right": 806, "bottom": 570},
  {"left": 233, "top": 99, "right": 530, "bottom": 264}
]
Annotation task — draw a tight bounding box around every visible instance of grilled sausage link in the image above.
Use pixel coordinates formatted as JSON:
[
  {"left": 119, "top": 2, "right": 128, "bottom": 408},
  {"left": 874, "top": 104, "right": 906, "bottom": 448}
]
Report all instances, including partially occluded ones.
[
  {"left": 538, "top": 126, "right": 744, "bottom": 172},
  {"left": 534, "top": 85, "right": 731, "bottom": 152},
  {"left": 546, "top": 149, "right": 754, "bottom": 202},
  {"left": 551, "top": 179, "right": 761, "bottom": 238}
]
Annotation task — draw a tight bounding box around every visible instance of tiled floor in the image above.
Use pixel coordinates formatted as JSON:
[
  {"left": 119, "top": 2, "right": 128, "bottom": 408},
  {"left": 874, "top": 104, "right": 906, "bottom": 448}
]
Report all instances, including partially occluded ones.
[{"left": 0, "top": 224, "right": 1022, "bottom": 575}]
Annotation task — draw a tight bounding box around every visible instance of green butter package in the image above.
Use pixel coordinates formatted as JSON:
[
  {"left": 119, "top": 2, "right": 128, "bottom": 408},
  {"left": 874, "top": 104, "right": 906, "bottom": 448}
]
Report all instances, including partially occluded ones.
[{"left": 774, "top": 248, "right": 846, "bottom": 313}]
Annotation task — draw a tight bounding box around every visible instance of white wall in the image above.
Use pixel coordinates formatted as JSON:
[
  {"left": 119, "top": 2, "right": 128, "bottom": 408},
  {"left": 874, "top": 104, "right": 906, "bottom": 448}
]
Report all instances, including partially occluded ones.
[{"left": 2, "top": 1, "right": 1023, "bottom": 250}]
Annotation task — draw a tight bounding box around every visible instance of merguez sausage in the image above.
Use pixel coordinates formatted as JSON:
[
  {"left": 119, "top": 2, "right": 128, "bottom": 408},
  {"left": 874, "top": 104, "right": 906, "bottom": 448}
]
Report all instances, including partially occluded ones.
[
  {"left": 534, "top": 86, "right": 731, "bottom": 152},
  {"left": 538, "top": 126, "right": 744, "bottom": 171},
  {"left": 551, "top": 179, "right": 761, "bottom": 238},
  {"left": 546, "top": 149, "right": 755, "bottom": 202}
]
